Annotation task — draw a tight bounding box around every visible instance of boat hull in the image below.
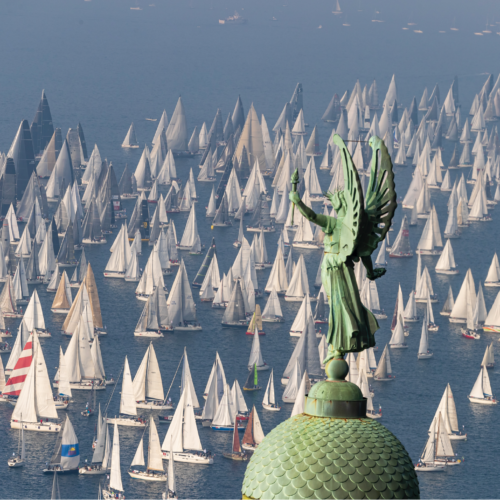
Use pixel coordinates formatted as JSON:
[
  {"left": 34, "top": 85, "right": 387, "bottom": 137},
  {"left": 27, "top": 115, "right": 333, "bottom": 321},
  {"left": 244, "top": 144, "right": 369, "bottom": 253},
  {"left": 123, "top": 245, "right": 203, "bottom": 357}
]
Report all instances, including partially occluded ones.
[
  {"left": 51, "top": 308, "right": 71, "bottom": 314},
  {"left": 173, "top": 325, "right": 202, "bottom": 331},
  {"left": 107, "top": 417, "right": 146, "bottom": 427},
  {"left": 43, "top": 467, "right": 78, "bottom": 474},
  {"left": 83, "top": 238, "right": 107, "bottom": 245},
  {"left": 7, "top": 457, "right": 24, "bottom": 468},
  {"left": 134, "top": 331, "right": 164, "bottom": 338},
  {"left": 435, "top": 269, "right": 459, "bottom": 275},
  {"left": 389, "top": 344, "right": 408, "bottom": 349},
  {"left": 262, "top": 317, "right": 284, "bottom": 323},
  {"left": 222, "top": 452, "right": 249, "bottom": 460},
  {"left": 417, "top": 353, "right": 434, "bottom": 359},
  {"left": 11, "top": 420, "right": 61, "bottom": 432},
  {"left": 136, "top": 401, "right": 174, "bottom": 410},
  {"left": 483, "top": 326, "right": 500, "bottom": 333},
  {"left": 468, "top": 396, "right": 497, "bottom": 405},
  {"left": 103, "top": 271, "right": 125, "bottom": 278},
  {"left": 128, "top": 470, "right": 167, "bottom": 482},
  {"left": 161, "top": 451, "right": 213, "bottom": 464},
  {"left": 262, "top": 403, "right": 281, "bottom": 411},
  {"left": 79, "top": 466, "right": 109, "bottom": 475}
]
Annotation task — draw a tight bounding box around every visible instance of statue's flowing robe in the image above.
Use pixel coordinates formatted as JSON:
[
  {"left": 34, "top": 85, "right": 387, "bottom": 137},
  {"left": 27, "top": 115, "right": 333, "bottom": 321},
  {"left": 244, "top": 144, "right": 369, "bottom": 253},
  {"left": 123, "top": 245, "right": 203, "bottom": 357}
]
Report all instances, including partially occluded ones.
[{"left": 322, "top": 216, "right": 379, "bottom": 353}]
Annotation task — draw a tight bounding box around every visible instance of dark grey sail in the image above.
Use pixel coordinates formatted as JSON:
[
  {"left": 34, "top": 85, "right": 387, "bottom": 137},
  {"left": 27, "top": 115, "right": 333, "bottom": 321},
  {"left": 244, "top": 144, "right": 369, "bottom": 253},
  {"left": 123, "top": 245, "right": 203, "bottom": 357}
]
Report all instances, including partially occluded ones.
[
  {"left": 30, "top": 90, "right": 54, "bottom": 156},
  {"left": 192, "top": 237, "right": 216, "bottom": 288},
  {"left": 449, "top": 145, "right": 458, "bottom": 168},
  {"left": 425, "top": 96, "right": 439, "bottom": 122},
  {"left": 289, "top": 83, "right": 303, "bottom": 122},
  {"left": 70, "top": 249, "right": 87, "bottom": 286},
  {"left": 55, "top": 201, "right": 69, "bottom": 235},
  {"left": 0, "top": 158, "right": 16, "bottom": 217},
  {"left": 208, "top": 108, "right": 224, "bottom": 147},
  {"left": 26, "top": 204, "right": 37, "bottom": 239},
  {"left": 313, "top": 293, "right": 327, "bottom": 323},
  {"left": 215, "top": 155, "right": 233, "bottom": 205},
  {"left": 26, "top": 239, "right": 41, "bottom": 283},
  {"left": 212, "top": 192, "right": 230, "bottom": 226},
  {"left": 408, "top": 97, "right": 418, "bottom": 125},
  {"left": 222, "top": 280, "right": 247, "bottom": 326},
  {"left": 17, "top": 172, "right": 43, "bottom": 220},
  {"left": 452, "top": 76, "right": 459, "bottom": 105},
  {"left": 73, "top": 214, "right": 83, "bottom": 248},
  {"left": 50, "top": 217, "right": 60, "bottom": 256},
  {"left": 249, "top": 194, "right": 273, "bottom": 230},
  {"left": 232, "top": 95, "right": 245, "bottom": 132},
  {"left": 56, "top": 221, "right": 75, "bottom": 265},
  {"left": 77, "top": 123, "right": 88, "bottom": 160},
  {"left": 321, "top": 93, "right": 340, "bottom": 123},
  {"left": 118, "top": 165, "right": 133, "bottom": 195},
  {"left": 8, "top": 119, "right": 36, "bottom": 198}
]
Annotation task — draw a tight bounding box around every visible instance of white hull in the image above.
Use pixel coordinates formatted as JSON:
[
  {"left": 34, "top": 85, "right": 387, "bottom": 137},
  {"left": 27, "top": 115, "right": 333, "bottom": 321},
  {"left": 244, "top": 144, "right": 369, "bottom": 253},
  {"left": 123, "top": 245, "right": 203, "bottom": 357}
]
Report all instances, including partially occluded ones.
[
  {"left": 103, "top": 489, "right": 125, "bottom": 500},
  {"left": 262, "top": 403, "right": 281, "bottom": 411},
  {"left": 415, "top": 464, "right": 445, "bottom": 472},
  {"left": 107, "top": 417, "right": 146, "bottom": 427},
  {"left": 79, "top": 466, "right": 109, "bottom": 475},
  {"left": 11, "top": 420, "right": 61, "bottom": 432},
  {"left": 366, "top": 412, "right": 382, "bottom": 419},
  {"left": 248, "top": 364, "right": 270, "bottom": 372},
  {"left": 435, "top": 269, "right": 459, "bottom": 275},
  {"left": 262, "top": 317, "right": 284, "bottom": 323},
  {"left": 449, "top": 433, "right": 467, "bottom": 441},
  {"left": 291, "top": 243, "right": 320, "bottom": 250},
  {"left": 468, "top": 396, "right": 497, "bottom": 405},
  {"left": 103, "top": 271, "right": 125, "bottom": 278},
  {"left": 373, "top": 377, "right": 395, "bottom": 381},
  {"left": 173, "top": 325, "right": 202, "bottom": 331},
  {"left": 484, "top": 282, "right": 500, "bottom": 287},
  {"left": 51, "top": 308, "right": 71, "bottom": 314},
  {"left": 418, "top": 353, "right": 434, "bottom": 359},
  {"left": 161, "top": 451, "right": 213, "bottom": 464},
  {"left": 136, "top": 401, "right": 174, "bottom": 410},
  {"left": 134, "top": 331, "right": 164, "bottom": 337},
  {"left": 53, "top": 381, "right": 106, "bottom": 391},
  {"left": 83, "top": 238, "right": 107, "bottom": 245},
  {"left": 7, "top": 457, "right": 24, "bottom": 468},
  {"left": 389, "top": 344, "right": 408, "bottom": 349},
  {"left": 128, "top": 470, "right": 167, "bottom": 482},
  {"left": 449, "top": 317, "right": 466, "bottom": 324}
]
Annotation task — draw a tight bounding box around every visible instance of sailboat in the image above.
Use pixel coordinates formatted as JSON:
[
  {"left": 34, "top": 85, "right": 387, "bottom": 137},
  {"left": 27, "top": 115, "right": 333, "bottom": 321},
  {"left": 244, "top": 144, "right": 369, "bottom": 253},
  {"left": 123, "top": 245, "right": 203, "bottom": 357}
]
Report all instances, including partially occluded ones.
[
  {"left": 247, "top": 326, "right": 269, "bottom": 370},
  {"left": 134, "top": 288, "right": 166, "bottom": 337},
  {"left": 468, "top": 366, "right": 497, "bottom": 404},
  {"left": 162, "top": 386, "right": 213, "bottom": 462},
  {"left": 246, "top": 305, "right": 264, "bottom": 335},
  {"left": 10, "top": 332, "right": 61, "bottom": 432},
  {"left": 129, "top": 415, "right": 166, "bottom": 481},
  {"left": 23, "top": 290, "right": 50, "bottom": 337},
  {"left": 485, "top": 253, "right": 500, "bottom": 287},
  {"left": 223, "top": 418, "right": 249, "bottom": 461},
  {"left": 133, "top": 343, "right": 172, "bottom": 409},
  {"left": 262, "top": 370, "right": 280, "bottom": 411},
  {"left": 435, "top": 240, "right": 458, "bottom": 274},
  {"left": 102, "top": 423, "right": 125, "bottom": 500},
  {"left": 262, "top": 287, "right": 284, "bottom": 322},
  {"left": 389, "top": 314, "right": 407, "bottom": 348},
  {"left": 417, "top": 313, "right": 433, "bottom": 359},
  {"left": 373, "top": 345, "right": 395, "bottom": 381},
  {"left": 222, "top": 279, "right": 249, "bottom": 327},
  {"left": 430, "top": 385, "right": 467, "bottom": 441},
  {"left": 211, "top": 383, "right": 239, "bottom": 431},
  {"left": 167, "top": 260, "right": 201, "bottom": 331},
  {"left": 104, "top": 225, "right": 131, "bottom": 278},
  {"left": 70, "top": 249, "right": 87, "bottom": 288},
  {"left": 243, "top": 364, "right": 261, "bottom": 391},
  {"left": 414, "top": 419, "right": 446, "bottom": 472},
  {"left": 7, "top": 422, "right": 25, "bottom": 467},
  {"left": 357, "top": 370, "right": 381, "bottom": 419},
  {"left": 81, "top": 383, "right": 97, "bottom": 417},
  {"left": 79, "top": 409, "right": 111, "bottom": 474},
  {"left": 107, "top": 357, "right": 146, "bottom": 427},
  {"left": 482, "top": 344, "right": 495, "bottom": 368},
  {"left": 43, "top": 415, "right": 80, "bottom": 473},
  {"left": 241, "top": 405, "right": 265, "bottom": 452},
  {"left": 461, "top": 291, "right": 481, "bottom": 340},
  {"left": 122, "top": 123, "right": 139, "bottom": 148}
]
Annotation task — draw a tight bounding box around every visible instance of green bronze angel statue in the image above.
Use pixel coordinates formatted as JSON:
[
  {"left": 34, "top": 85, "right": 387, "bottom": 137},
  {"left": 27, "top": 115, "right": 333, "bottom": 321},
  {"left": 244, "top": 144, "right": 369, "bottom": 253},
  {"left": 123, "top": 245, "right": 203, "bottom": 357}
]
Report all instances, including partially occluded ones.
[{"left": 289, "top": 134, "right": 397, "bottom": 363}]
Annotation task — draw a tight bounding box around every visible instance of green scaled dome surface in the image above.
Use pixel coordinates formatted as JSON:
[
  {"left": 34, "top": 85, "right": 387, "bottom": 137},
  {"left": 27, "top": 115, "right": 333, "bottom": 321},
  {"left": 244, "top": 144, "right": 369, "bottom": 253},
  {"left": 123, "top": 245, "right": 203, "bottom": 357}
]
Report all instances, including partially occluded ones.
[{"left": 242, "top": 414, "right": 419, "bottom": 500}]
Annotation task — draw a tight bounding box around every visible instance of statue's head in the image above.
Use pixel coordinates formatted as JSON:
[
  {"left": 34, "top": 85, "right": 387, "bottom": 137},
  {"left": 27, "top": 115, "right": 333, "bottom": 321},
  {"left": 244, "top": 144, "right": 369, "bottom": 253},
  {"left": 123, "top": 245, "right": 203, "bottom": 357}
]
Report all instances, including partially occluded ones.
[{"left": 325, "top": 190, "right": 346, "bottom": 216}]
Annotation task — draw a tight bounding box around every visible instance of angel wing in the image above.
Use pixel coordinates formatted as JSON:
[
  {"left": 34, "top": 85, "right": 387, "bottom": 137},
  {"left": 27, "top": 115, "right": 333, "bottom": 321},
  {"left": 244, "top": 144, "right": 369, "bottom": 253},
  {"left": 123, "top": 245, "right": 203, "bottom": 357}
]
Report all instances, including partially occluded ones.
[
  {"left": 356, "top": 135, "right": 397, "bottom": 257},
  {"left": 332, "top": 134, "right": 364, "bottom": 264}
]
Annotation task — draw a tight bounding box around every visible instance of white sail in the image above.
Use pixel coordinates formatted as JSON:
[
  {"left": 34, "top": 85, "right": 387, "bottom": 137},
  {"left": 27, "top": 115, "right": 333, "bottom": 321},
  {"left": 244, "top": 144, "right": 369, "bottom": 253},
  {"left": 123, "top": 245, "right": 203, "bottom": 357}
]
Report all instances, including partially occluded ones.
[
  {"left": 132, "top": 343, "right": 164, "bottom": 402},
  {"left": 148, "top": 415, "right": 164, "bottom": 471},
  {"left": 469, "top": 368, "right": 484, "bottom": 399},
  {"left": 120, "top": 357, "right": 137, "bottom": 416},
  {"left": 263, "top": 369, "right": 276, "bottom": 406},
  {"left": 109, "top": 423, "right": 124, "bottom": 492},
  {"left": 291, "top": 372, "right": 307, "bottom": 416},
  {"left": 248, "top": 326, "right": 266, "bottom": 369}
]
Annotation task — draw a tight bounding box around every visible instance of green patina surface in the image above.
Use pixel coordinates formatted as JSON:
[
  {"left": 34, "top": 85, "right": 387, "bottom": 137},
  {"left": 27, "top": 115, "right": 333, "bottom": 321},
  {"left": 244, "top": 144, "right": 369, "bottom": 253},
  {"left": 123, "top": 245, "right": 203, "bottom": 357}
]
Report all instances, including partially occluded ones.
[{"left": 242, "top": 414, "right": 419, "bottom": 500}]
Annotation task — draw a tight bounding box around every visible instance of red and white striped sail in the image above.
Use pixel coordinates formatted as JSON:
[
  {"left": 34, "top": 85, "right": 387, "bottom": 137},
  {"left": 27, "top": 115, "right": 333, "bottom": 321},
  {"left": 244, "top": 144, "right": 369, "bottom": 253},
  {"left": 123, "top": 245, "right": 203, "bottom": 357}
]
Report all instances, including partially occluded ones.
[{"left": 2, "top": 334, "right": 33, "bottom": 396}]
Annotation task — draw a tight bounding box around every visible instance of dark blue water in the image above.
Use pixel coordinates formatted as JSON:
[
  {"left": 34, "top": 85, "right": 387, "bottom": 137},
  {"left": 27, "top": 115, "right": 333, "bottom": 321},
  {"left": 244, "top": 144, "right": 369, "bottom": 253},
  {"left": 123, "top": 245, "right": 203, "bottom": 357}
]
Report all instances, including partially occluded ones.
[{"left": 0, "top": 1, "right": 499, "bottom": 498}]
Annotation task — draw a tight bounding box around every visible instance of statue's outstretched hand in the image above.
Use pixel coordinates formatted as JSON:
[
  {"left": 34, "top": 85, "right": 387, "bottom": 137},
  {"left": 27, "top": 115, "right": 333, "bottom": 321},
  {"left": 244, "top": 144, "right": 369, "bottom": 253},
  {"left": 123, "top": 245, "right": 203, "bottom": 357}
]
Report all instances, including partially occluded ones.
[
  {"left": 367, "top": 268, "right": 386, "bottom": 280},
  {"left": 289, "top": 192, "right": 301, "bottom": 205}
]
